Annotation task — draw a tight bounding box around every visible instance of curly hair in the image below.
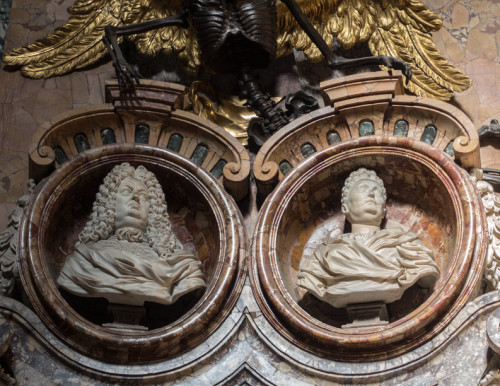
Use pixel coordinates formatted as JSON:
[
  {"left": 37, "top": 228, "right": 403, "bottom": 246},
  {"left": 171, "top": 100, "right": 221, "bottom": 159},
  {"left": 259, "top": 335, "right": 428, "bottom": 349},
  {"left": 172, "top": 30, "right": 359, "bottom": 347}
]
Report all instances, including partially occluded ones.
[
  {"left": 341, "top": 168, "right": 387, "bottom": 208},
  {"left": 78, "top": 163, "right": 181, "bottom": 256}
]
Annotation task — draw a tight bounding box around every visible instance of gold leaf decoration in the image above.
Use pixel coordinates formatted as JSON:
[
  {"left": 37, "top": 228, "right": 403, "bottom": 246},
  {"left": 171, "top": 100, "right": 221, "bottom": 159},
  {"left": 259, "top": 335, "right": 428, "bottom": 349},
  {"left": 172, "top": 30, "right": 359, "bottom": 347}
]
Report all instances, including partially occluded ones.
[
  {"left": 3, "top": 0, "right": 123, "bottom": 78},
  {"left": 3, "top": 0, "right": 199, "bottom": 78},
  {"left": 277, "top": 0, "right": 472, "bottom": 100},
  {"left": 5, "top": 0, "right": 471, "bottom": 100}
]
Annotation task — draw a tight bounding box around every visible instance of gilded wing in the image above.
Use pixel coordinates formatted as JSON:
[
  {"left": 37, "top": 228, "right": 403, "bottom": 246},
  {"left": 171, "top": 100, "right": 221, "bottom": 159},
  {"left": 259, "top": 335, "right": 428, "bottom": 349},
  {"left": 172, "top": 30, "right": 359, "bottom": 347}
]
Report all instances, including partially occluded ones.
[
  {"left": 276, "top": 0, "right": 472, "bottom": 100},
  {"left": 3, "top": 0, "right": 200, "bottom": 78},
  {"left": 121, "top": 0, "right": 200, "bottom": 75}
]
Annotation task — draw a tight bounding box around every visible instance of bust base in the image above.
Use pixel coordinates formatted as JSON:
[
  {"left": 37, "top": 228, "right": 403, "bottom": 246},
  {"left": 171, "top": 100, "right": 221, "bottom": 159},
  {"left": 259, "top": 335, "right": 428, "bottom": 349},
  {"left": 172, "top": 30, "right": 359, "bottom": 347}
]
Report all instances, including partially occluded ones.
[
  {"left": 102, "top": 303, "right": 147, "bottom": 331},
  {"left": 342, "top": 302, "right": 389, "bottom": 329}
]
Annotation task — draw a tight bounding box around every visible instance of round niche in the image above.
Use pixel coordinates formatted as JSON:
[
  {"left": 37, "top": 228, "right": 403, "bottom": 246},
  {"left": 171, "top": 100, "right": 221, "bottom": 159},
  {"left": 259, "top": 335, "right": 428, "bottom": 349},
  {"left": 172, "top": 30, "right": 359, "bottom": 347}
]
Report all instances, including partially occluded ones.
[
  {"left": 251, "top": 136, "right": 485, "bottom": 360},
  {"left": 19, "top": 144, "right": 245, "bottom": 364}
]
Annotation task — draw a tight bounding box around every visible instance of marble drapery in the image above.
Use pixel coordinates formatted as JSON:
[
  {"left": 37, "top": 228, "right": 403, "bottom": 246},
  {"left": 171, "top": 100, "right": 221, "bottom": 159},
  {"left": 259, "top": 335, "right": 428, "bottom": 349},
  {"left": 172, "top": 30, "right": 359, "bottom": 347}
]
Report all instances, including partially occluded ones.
[{"left": 298, "top": 228, "right": 440, "bottom": 308}]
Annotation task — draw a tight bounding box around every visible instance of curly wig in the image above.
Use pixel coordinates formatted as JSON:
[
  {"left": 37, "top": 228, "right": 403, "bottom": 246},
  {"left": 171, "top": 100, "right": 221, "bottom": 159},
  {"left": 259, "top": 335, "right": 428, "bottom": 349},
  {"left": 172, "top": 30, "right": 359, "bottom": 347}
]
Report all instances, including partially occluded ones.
[{"left": 78, "top": 163, "right": 181, "bottom": 256}]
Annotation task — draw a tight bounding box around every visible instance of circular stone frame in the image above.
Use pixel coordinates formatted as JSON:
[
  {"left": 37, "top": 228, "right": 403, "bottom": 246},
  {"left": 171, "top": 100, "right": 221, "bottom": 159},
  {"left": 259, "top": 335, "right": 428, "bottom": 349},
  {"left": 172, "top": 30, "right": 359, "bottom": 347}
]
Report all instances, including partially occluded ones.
[
  {"left": 19, "top": 144, "right": 245, "bottom": 364},
  {"left": 251, "top": 136, "right": 485, "bottom": 360}
]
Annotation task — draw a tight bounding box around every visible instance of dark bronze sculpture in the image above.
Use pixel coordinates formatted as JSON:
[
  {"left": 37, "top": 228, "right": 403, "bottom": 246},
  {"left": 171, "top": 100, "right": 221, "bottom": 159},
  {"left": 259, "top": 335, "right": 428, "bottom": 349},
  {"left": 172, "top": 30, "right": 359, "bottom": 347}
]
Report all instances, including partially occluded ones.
[
  {"left": 101, "top": 0, "right": 410, "bottom": 145},
  {"left": 4, "top": 0, "right": 472, "bottom": 146}
]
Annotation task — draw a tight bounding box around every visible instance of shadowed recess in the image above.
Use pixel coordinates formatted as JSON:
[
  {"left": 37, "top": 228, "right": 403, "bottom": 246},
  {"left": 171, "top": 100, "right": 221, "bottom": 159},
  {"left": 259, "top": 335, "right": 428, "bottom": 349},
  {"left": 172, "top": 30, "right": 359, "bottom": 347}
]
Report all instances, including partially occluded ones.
[
  {"left": 135, "top": 124, "right": 150, "bottom": 144},
  {"left": 394, "top": 120, "right": 409, "bottom": 137},
  {"left": 167, "top": 134, "right": 183, "bottom": 152},
  {"left": 191, "top": 144, "right": 208, "bottom": 165},
  {"left": 421, "top": 125, "right": 437, "bottom": 145},
  {"left": 101, "top": 128, "right": 116, "bottom": 144},
  {"left": 359, "top": 121, "right": 374, "bottom": 136}
]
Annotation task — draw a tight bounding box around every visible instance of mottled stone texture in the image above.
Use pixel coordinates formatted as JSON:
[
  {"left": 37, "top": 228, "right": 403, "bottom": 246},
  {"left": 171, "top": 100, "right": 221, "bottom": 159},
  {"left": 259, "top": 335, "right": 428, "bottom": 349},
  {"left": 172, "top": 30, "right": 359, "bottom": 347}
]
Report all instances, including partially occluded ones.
[
  {"left": 0, "top": 0, "right": 498, "bottom": 384},
  {"left": 1, "top": 0, "right": 500, "bottom": 229},
  {"left": 19, "top": 145, "right": 246, "bottom": 364},
  {"left": 429, "top": 1, "right": 500, "bottom": 127},
  {"left": 0, "top": 278, "right": 498, "bottom": 385}
]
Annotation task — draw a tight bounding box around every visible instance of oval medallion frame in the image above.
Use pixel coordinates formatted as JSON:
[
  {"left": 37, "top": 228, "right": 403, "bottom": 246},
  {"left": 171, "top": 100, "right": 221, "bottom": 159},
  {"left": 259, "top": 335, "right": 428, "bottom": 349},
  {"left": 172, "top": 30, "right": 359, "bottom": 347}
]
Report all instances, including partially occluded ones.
[
  {"left": 251, "top": 136, "right": 485, "bottom": 360},
  {"left": 19, "top": 144, "right": 246, "bottom": 364}
]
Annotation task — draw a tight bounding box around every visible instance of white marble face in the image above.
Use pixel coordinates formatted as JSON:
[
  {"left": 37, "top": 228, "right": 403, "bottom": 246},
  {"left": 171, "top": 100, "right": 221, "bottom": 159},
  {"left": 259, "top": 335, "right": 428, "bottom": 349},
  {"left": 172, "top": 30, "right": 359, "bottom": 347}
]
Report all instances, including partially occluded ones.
[
  {"left": 115, "top": 177, "right": 149, "bottom": 232},
  {"left": 343, "top": 179, "right": 385, "bottom": 226}
]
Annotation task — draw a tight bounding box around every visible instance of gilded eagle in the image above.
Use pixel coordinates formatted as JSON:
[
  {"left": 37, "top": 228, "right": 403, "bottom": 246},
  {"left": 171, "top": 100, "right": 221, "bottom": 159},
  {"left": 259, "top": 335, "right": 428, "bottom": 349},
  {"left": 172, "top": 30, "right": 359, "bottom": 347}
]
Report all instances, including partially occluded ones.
[{"left": 4, "top": 0, "right": 471, "bottom": 101}]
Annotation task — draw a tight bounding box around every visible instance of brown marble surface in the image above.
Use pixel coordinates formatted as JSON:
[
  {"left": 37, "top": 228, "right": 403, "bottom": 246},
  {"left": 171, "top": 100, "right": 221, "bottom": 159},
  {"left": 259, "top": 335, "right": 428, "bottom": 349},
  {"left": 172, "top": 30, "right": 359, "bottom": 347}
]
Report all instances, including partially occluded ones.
[
  {"left": 252, "top": 137, "right": 486, "bottom": 360},
  {"left": 18, "top": 144, "right": 247, "bottom": 364},
  {"left": 0, "top": 0, "right": 498, "bottom": 383},
  {"left": 0, "top": 272, "right": 498, "bottom": 384},
  {"left": 2, "top": 0, "right": 500, "bottom": 230}
]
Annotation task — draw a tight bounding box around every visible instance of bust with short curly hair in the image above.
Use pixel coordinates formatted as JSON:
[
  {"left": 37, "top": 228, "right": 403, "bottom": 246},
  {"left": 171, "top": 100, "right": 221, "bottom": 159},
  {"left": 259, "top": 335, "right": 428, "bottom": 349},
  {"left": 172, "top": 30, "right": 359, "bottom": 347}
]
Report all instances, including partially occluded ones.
[
  {"left": 298, "top": 167, "right": 439, "bottom": 308},
  {"left": 57, "top": 163, "right": 206, "bottom": 306},
  {"left": 341, "top": 168, "right": 387, "bottom": 210}
]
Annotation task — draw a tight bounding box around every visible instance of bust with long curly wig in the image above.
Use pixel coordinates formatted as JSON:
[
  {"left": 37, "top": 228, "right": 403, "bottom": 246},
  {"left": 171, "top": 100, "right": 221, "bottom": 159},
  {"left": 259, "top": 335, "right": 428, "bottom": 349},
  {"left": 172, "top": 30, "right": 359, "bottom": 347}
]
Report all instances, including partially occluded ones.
[
  {"left": 78, "top": 163, "right": 182, "bottom": 256},
  {"left": 57, "top": 163, "right": 206, "bottom": 307}
]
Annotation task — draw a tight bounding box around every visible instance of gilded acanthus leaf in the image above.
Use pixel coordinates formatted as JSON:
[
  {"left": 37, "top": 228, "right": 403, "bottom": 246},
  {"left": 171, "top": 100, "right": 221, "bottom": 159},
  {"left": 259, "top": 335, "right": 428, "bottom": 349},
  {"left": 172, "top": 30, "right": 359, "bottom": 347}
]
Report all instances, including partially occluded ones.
[
  {"left": 276, "top": 0, "right": 472, "bottom": 100},
  {"left": 3, "top": 0, "right": 123, "bottom": 78},
  {"left": 369, "top": 9, "right": 472, "bottom": 100},
  {"left": 121, "top": 0, "right": 200, "bottom": 75}
]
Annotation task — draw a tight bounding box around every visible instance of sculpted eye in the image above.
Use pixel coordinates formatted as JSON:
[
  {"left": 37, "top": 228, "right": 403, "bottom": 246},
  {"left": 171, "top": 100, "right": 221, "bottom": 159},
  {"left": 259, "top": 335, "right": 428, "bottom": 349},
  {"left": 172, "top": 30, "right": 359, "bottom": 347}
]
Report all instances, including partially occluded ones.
[{"left": 120, "top": 187, "right": 132, "bottom": 194}]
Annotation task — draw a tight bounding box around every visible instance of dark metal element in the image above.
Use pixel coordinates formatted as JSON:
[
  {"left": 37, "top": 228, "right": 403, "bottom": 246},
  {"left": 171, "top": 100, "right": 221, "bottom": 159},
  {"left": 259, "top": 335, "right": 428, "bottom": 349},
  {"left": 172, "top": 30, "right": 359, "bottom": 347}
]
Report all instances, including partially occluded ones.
[
  {"left": 478, "top": 119, "right": 500, "bottom": 138},
  {"left": 102, "top": 0, "right": 412, "bottom": 147},
  {"left": 285, "top": 91, "right": 319, "bottom": 118},
  {"left": 247, "top": 89, "right": 320, "bottom": 148}
]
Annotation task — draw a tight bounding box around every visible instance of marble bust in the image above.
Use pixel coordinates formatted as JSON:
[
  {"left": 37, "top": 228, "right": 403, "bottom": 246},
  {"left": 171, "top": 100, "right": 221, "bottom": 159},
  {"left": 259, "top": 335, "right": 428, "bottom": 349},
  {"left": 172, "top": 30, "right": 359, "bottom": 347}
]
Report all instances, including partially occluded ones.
[
  {"left": 297, "top": 168, "right": 440, "bottom": 308},
  {"left": 57, "top": 163, "right": 206, "bottom": 306}
]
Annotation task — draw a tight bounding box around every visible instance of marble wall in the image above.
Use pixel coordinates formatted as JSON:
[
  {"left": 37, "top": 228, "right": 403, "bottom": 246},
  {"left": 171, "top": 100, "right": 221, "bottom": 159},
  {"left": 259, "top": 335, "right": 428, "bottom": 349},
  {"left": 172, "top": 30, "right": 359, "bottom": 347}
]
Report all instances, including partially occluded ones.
[
  {"left": 0, "top": 0, "right": 500, "bottom": 230},
  {"left": 0, "top": 1, "right": 499, "bottom": 384}
]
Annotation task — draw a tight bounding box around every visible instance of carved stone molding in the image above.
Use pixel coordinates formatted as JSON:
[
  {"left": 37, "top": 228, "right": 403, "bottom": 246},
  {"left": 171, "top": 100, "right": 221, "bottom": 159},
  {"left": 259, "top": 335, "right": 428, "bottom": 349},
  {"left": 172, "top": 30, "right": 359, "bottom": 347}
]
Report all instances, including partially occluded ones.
[
  {"left": 1, "top": 277, "right": 499, "bottom": 384},
  {"left": 19, "top": 144, "right": 246, "bottom": 364},
  {"left": 251, "top": 136, "right": 486, "bottom": 360},
  {"left": 476, "top": 178, "right": 500, "bottom": 291},
  {"left": 28, "top": 80, "right": 250, "bottom": 201},
  {"left": 254, "top": 71, "right": 480, "bottom": 196}
]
